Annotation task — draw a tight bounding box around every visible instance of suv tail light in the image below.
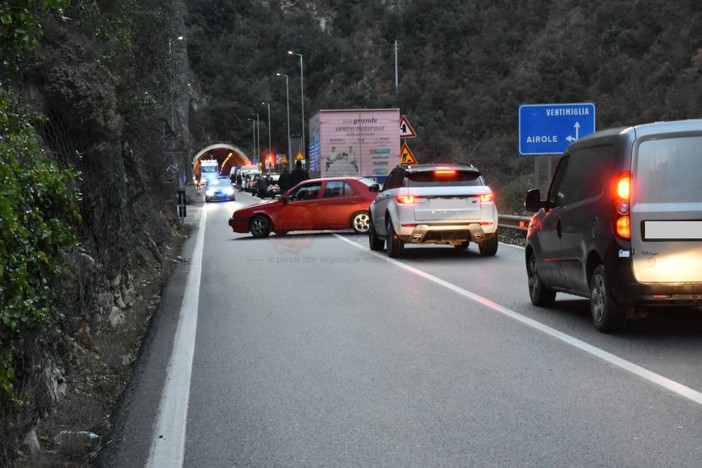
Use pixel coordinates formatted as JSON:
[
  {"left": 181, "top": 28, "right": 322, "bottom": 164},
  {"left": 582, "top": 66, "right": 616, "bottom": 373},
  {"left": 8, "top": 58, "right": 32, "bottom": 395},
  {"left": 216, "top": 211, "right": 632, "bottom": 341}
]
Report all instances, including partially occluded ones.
[
  {"left": 396, "top": 195, "right": 417, "bottom": 204},
  {"left": 480, "top": 193, "right": 494, "bottom": 203},
  {"left": 613, "top": 172, "right": 631, "bottom": 239}
]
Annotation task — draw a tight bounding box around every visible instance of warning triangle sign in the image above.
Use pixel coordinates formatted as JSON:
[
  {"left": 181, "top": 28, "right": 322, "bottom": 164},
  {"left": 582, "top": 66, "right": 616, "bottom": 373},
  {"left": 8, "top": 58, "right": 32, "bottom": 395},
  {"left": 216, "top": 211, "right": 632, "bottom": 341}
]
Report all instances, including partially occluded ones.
[
  {"left": 399, "top": 115, "right": 417, "bottom": 138},
  {"left": 400, "top": 142, "right": 418, "bottom": 165}
]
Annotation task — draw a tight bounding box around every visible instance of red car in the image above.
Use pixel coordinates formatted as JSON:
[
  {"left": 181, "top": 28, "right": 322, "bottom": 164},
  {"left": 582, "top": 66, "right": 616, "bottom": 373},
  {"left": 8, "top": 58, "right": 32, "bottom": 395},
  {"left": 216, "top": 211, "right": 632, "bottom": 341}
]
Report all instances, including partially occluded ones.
[{"left": 228, "top": 177, "right": 380, "bottom": 237}]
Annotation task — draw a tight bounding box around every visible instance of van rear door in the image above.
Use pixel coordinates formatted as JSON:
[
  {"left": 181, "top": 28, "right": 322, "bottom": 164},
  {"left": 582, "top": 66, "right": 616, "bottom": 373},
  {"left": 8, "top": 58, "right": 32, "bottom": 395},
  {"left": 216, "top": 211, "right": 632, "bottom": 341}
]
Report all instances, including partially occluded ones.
[{"left": 631, "top": 134, "right": 702, "bottom": 283}]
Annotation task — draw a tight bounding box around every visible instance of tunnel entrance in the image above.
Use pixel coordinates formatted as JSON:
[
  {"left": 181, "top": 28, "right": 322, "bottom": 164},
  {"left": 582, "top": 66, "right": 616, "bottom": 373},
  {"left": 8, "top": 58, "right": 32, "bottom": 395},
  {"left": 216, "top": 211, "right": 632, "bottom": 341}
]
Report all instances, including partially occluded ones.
[{"left": 192, "top": 143, "right": 252, "bottom": 180}]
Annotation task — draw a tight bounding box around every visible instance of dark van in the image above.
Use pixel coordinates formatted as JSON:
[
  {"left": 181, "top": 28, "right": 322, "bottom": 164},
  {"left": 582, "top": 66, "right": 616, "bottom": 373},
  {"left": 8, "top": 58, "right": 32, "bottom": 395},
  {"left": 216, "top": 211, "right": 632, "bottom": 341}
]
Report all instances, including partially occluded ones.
[{"left": 524, "top": 119, "right": 702, "bottom": 332}]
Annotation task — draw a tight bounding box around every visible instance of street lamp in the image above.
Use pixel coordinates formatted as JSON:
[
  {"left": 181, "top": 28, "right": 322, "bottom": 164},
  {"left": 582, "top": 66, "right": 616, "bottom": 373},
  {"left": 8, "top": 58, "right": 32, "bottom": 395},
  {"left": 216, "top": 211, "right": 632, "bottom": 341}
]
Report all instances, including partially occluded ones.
[
  {"left": 247, "top": 117, "right": 256, "bottom": 161},
  {"left": 168, "top": 35, "right": 185, "bottom": 134},
  {"left": 288, "top": 50, "right": 305, "bottom": 159},
  {"left": 250, "top": 113, "right": 259, "bottom": 163},
  {"left": 276, "top": 72, "right": 292, "bottom": 169},
  {"left": 262, "top": 101, "right": 271, "bottom": 171}
]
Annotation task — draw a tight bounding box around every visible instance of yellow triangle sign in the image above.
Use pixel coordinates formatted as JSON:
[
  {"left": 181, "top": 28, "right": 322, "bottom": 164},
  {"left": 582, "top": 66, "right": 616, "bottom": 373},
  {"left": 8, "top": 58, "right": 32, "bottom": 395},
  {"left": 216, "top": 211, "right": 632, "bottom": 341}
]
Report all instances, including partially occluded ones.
[{"left": 400, "top": 142, "right": 418, "bottom": 165}]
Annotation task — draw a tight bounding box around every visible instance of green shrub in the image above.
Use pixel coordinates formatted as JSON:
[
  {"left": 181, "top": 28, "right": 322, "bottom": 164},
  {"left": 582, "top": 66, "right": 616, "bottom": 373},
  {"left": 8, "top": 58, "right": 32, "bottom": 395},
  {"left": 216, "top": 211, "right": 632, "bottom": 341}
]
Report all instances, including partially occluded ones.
[{"left": 0, "top": 89, "right": 81, "bottom": 401}]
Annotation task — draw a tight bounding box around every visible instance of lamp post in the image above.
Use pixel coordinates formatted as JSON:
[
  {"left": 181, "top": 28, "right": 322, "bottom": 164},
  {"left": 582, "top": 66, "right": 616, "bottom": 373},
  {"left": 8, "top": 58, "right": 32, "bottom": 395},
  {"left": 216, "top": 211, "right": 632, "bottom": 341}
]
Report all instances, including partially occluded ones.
[
  {"left": 277, "top": 72, "right": 292, "bottom": 169},
  {"left": 288, "top": 50, "right": 305, "bottom": 159},
  {"left": 247, "top": 117, "right": 256, "bottom": 161},
  {"left": 168, "top": 34, "right": 186, "bottom": 220},
  {"left": 250, "top": 113, "right": 259, "bottom": 163},
  {"left": 262, "top": 101, "right": 271, "bottom": 171},
  {"left": 168, "top": 35, "right": 185, "bottom": 135}
]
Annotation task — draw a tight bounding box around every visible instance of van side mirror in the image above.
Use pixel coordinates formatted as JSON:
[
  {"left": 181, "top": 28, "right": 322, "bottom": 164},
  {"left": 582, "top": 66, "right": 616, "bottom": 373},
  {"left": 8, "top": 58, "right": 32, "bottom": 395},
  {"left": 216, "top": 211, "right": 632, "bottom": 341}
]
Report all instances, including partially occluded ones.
[
  {"left": 369, "top": 183, "right": 380, "bottom": 193},
  {"left": 524, "top": 189, "right": 544, "bottom": 212}
]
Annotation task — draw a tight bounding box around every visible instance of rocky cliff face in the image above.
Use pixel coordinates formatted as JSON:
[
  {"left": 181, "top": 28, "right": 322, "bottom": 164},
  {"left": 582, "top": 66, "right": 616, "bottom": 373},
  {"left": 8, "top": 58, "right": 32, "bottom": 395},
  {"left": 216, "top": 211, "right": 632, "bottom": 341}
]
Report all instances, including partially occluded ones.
[{"left": 3, "top": 2, "right": 193, "bottom": 466}]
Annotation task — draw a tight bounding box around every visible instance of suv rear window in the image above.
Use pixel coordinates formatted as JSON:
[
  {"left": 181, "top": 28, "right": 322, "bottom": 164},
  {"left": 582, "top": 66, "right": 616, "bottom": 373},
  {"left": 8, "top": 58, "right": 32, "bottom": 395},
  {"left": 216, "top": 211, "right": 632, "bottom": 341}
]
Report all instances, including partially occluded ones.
[{"left": 407, "top": 170, "right": 483, "bottom": 187}]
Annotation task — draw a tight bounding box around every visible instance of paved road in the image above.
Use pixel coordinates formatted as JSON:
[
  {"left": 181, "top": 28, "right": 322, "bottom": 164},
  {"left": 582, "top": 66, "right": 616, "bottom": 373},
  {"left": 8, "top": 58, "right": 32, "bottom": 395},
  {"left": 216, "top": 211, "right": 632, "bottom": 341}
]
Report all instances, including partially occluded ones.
[{"left": 99, "top": 187, "right": 702, "bottom": 467}]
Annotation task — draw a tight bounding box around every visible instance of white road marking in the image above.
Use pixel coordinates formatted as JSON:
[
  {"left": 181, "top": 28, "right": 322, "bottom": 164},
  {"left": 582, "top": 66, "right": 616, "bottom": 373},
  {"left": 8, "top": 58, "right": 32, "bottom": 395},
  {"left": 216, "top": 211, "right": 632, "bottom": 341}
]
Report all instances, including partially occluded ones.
[
  {"left": 146, "top": 207, "right": 207, "bottom": 467},
  {"left": 336, "top": 235, "right": 702, "bottom": 406}
]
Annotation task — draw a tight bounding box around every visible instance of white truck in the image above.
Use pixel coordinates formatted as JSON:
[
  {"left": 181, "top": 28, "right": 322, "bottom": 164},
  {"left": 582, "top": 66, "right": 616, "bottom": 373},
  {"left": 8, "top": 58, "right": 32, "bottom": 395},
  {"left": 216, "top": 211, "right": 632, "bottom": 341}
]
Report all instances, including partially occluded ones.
[
  {"left": 308, "top": 108, "right": 401, "bottom": 182},
  {"left": 200, "top": 159, "right": 219, "bottom": 186}
]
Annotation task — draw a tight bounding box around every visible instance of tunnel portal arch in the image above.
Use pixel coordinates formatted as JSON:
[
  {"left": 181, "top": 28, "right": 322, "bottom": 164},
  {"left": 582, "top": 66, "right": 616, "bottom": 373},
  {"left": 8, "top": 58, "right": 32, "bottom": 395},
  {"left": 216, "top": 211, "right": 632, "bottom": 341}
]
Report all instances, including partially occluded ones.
[{"left": 192, "top": 143, "right": 252, "bottom": 179}]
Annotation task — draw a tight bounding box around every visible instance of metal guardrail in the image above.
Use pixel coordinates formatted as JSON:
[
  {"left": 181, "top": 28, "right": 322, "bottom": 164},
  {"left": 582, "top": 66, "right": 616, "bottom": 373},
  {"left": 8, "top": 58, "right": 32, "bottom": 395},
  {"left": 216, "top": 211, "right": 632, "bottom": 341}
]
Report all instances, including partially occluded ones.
[{"left": 498, "top": 214, "right": 530, "bottom": 233}]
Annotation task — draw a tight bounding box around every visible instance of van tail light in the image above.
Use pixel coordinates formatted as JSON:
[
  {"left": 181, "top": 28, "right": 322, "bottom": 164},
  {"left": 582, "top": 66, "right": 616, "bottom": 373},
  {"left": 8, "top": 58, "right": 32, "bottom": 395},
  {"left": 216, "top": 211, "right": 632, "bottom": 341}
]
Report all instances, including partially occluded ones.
[
  {"left": 480, "top": 193, "right": 494, "bottom": 203},
  {"left": 613, "top": 172, "right": 631, "bottom": 239},
  {"left": 396, "top": 195, "right": 417, "bottom": 204},
  {"left": 616, "top": 175, "right": 630, "bottom": 199}
]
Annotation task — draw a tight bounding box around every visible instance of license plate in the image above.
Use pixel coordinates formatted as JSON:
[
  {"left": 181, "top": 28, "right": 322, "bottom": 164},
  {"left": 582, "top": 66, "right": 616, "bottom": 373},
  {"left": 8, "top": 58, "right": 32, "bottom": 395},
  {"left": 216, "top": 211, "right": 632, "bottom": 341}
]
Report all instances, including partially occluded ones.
[
  {"left": 430, "top": 198, "right": 466, "bottom": 209},
  {"left": 643, "top": 220, "right": 702, "bottom": 240}
]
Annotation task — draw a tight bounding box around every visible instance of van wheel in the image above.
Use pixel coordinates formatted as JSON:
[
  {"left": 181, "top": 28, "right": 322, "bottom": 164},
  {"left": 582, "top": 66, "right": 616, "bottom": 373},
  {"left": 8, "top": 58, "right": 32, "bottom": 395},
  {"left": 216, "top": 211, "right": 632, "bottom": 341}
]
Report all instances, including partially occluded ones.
[
  {"left": 368, "top": 219, "right": 384, "bottom": 251},
  {"left": 479, "top": 235, "right": 498, "bottom": 256},
  {"left": 386, "top": 218, "right": 405, "bottom": 258},
  {"left": 590, "top": 264, "right": 627, "bottom": 333},
  {"left": 249, "top": 215, "right": 271, "bottom": 238},
  {"left": 527, "top": 251, "right": 556, "bottom": 306}
]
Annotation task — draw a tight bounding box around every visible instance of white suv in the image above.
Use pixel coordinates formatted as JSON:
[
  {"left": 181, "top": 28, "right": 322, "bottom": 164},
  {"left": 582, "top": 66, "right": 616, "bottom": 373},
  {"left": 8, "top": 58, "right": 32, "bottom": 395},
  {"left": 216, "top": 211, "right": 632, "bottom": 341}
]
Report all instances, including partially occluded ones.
[{"left": 369, "top": 164, "right": 499, "bottom": 257}]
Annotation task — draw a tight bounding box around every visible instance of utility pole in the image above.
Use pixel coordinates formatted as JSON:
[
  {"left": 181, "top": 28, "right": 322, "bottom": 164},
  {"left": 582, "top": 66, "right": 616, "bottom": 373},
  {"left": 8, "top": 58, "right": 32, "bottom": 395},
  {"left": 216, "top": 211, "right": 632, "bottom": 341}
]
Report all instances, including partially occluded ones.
[{"left": 394, "top": 40, "right": 399, "bottom": 90}]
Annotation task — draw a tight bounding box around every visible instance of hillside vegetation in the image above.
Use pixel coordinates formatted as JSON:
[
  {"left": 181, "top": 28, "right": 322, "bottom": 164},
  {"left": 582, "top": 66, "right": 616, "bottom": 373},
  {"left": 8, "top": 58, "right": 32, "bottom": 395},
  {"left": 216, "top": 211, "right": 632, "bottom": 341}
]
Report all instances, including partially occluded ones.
[{"left": 187, "top": 0, "right": 702, "bottom": 210}]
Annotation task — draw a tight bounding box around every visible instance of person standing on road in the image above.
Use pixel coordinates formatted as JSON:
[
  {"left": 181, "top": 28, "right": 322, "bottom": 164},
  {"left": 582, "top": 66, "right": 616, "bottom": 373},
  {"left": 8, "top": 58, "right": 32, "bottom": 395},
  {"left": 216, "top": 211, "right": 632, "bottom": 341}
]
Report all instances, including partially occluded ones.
[
  {"left": 290, "top": 159, "right": 309, "bottom": 187},
  {"left": 278, "top": 167, "right": 292, "bottom": 194}
]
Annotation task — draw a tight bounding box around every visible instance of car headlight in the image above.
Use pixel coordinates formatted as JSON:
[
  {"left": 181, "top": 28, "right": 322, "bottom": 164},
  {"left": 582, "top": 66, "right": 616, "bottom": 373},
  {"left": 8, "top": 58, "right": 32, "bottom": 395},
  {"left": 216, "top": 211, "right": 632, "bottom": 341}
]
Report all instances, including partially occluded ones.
[
  {"left": 206, "top": 189, "right": 215, "bottom": 196},
  {"left": 225, "top": 187, "right": 234, "bottom": 195}
]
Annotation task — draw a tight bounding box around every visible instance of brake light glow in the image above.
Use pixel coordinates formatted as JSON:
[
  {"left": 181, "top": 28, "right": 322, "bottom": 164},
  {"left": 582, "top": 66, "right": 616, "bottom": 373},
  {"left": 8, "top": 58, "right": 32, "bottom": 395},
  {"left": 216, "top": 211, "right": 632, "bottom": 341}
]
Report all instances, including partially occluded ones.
[
  {"left": 396, "top": 195, "right": 417, "bottom": 204},
  {"left": 613, "top": 172, "right": 631, "bottom": 239},
  {"left": 435, "top": 170, "right": 456, "bottom": 176},
  {"left": 480, "top": 193, "right": 494, "bottom": 203},
  {"left": 616, "top": 175, "right": 630, "bottom": 199}
]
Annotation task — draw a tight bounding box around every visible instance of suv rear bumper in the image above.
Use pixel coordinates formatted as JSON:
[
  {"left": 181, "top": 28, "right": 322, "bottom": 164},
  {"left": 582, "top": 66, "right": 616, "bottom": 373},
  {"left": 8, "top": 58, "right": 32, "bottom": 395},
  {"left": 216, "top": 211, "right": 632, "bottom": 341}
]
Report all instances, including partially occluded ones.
[{"left": 395, "top": 222, "right": 497, "bottom": 245}]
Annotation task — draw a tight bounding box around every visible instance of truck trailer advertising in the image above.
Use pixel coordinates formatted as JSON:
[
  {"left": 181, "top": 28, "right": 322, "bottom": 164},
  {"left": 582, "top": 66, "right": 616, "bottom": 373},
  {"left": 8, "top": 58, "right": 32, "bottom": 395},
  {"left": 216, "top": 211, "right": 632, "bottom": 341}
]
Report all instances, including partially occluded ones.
[{"left": 308, "top": 109, "right": 400, "bottom": 180}]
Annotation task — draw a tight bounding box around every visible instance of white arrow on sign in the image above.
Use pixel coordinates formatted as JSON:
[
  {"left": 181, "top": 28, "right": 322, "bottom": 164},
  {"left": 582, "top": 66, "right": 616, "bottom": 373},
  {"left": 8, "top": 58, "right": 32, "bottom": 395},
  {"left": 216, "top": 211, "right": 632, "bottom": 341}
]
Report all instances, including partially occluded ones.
[{"left": 566, "top": 122, "right": 581, "bottom": 143}]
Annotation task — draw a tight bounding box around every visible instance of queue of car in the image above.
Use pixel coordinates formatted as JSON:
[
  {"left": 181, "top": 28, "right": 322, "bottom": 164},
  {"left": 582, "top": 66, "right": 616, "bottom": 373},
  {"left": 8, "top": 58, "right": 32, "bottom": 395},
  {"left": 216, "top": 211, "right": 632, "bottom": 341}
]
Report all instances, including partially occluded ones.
[
  {"left": 222, "top": 119, "right": 702, "bottom": 333},
  {"left": 226, "top": 163, "right": 500, "bottom": 250}
]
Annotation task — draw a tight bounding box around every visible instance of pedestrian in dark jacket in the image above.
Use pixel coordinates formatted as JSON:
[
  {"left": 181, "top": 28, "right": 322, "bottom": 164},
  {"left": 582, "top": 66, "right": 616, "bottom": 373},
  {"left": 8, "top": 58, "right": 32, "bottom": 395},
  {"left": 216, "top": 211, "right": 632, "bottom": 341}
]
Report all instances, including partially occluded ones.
[
  {"left": 255, "top": 175, "right": 268, "bottom": 197},
  {"left": 278, "top": 168, "right": 292, "bottom": 194},
  {"left": 290, "top": 160, "right": 309, "bottom": 186}
]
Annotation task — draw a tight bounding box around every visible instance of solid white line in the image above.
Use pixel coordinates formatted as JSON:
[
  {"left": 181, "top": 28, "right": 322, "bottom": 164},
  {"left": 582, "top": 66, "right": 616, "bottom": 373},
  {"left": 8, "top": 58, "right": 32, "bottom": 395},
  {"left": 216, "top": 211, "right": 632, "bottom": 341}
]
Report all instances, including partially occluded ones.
[
  {"left": 336, "top": 235, "right": 702, "bottom": 406},
  {"left": 146, "top": 207, "right": 207, "bottom": 467}
]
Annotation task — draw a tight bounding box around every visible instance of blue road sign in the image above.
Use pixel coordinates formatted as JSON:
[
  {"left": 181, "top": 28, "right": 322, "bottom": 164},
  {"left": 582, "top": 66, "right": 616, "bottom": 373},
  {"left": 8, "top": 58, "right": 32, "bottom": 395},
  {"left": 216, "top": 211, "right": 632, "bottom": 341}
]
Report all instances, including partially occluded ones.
[{"left": 519, "top": 103, "right": 596, "bottom": 155}]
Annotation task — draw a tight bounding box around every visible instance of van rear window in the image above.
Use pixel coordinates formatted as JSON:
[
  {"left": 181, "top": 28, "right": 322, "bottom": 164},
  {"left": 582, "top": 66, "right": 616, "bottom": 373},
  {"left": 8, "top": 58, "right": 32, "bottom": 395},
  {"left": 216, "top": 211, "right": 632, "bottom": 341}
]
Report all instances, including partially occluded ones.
[
  {"left": 407, "top": 170, "right": 483, "bottom": 187},
  {"left": 636, "top": 136, "right": 702, "bottom": 203}
]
